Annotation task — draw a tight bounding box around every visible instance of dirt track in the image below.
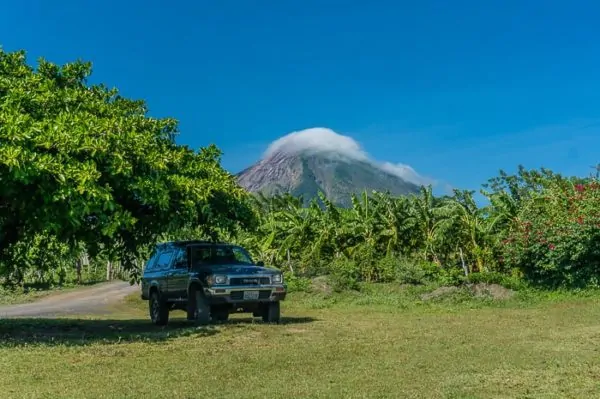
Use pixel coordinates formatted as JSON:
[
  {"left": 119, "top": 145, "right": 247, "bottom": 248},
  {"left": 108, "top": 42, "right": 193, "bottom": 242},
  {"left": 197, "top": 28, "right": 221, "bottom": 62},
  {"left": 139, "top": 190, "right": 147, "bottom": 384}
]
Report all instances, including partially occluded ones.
[{"left": 0, "top": 281, "right": 139, "bottom": 318}]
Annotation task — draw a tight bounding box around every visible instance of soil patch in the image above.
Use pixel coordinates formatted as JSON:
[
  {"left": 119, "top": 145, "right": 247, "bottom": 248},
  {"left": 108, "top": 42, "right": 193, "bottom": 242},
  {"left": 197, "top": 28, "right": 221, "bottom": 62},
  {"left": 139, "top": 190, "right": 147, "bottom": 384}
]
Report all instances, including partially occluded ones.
[
  {"left": 310, "top": 276, "right": 333, "bottom": 296},
  {"left": 420, "top": 286, "right": 460, "bottom": 301},
  {"left": 469, "top": 283, "right": 515, "bottom": 300},
  {"left": 420, "top": 283, "right": 516, "bottom": 302}
]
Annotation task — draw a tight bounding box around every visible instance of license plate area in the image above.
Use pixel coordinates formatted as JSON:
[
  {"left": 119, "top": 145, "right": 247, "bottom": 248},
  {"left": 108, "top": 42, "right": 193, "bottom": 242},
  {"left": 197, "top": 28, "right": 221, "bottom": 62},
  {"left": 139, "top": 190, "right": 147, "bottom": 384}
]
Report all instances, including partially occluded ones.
[{"left": 242, "top": 290, "right": 260, "bottom": 300}]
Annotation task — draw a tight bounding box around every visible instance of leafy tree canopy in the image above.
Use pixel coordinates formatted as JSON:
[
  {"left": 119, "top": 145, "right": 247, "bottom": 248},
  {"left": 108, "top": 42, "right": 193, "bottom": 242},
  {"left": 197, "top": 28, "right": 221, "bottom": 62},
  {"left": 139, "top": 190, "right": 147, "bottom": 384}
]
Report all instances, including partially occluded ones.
[{"left": 0, "top": 49, "right": 255, "bottom": 271}]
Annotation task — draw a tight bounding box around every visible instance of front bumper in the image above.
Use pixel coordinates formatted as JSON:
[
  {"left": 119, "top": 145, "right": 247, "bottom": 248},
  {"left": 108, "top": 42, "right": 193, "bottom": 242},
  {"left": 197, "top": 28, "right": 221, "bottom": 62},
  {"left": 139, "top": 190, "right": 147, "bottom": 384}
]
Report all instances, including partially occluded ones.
[{"left": 204, "top": 284, "right": 287, "bottom": 304}]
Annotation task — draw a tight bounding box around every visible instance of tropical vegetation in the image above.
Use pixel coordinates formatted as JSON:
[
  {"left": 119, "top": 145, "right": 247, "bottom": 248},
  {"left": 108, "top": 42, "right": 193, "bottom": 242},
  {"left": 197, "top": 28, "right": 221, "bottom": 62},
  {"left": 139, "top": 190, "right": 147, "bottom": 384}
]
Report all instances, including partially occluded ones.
[
  {"left": 2, "top": 48, "right": 599, "bottom": 292},
  {"left": 235, "top": 165, "right": 600, "bottom": 290},
  {"left": 0, "top": 48, "right": 253, "bottom": 288}
]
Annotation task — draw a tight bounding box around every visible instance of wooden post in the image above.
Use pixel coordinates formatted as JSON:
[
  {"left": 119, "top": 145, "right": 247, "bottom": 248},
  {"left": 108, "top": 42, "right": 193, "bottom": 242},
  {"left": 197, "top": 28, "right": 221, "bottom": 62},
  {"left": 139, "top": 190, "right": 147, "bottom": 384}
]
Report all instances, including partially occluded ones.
[
  {"left": 459, "top": 248, "right": 468, "bottom": 276},
  {"left": 106, "top": 260, "right": 112, "bottom": 281},
  {"left": 287, "top": 249, "right": 294, "bottom": 274},
  {"left": 76, "top": 258, "right": 82, "bottom": 285}
]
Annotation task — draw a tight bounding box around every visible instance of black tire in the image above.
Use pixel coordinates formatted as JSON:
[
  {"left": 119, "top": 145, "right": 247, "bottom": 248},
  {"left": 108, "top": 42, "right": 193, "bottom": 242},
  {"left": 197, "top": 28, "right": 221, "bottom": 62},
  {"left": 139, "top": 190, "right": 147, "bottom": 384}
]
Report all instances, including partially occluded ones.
[
  {"left": 149, "top": 290, "right": 169, "bottom": 326},
  {"left": 211, "top": 307, "right": 229, "bottom": 323},
  {"left": 262, "top": 301, "right": 281, "bottom": 323},
  {"left": 187, "top": 286, "right": 210, "bottom": 326}
]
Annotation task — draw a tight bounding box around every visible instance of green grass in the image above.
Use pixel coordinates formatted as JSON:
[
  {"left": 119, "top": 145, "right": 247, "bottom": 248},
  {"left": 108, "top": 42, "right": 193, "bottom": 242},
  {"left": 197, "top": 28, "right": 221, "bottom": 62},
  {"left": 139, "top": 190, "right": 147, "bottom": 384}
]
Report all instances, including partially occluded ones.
[{"left": 2, "top": 285, "right": 600, "bottom": 398}]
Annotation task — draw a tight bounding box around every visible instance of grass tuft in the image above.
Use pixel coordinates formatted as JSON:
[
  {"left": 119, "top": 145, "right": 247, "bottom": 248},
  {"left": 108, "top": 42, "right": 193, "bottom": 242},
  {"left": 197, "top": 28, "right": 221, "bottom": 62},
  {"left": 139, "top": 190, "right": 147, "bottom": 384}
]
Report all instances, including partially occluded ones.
[{"left": 2, "top": 286, "right": 600, "bottom": 397}]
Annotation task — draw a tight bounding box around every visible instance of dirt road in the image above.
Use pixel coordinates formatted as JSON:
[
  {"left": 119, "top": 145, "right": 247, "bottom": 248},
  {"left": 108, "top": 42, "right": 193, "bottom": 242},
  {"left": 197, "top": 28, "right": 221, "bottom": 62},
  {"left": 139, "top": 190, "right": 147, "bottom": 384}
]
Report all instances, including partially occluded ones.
[{"left": 0, "top": 281, "right": 139, "bottom": 318}]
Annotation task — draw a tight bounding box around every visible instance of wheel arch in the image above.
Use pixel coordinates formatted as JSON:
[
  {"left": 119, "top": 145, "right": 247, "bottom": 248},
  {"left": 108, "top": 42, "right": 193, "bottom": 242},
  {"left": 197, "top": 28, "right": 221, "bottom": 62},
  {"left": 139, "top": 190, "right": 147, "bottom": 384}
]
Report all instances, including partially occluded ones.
[
  {"left": 149, "top": 283, "right": 160, "bottom": 297},
  {"left": 188, "top": 281, "right": 204, "bottom": 297}
]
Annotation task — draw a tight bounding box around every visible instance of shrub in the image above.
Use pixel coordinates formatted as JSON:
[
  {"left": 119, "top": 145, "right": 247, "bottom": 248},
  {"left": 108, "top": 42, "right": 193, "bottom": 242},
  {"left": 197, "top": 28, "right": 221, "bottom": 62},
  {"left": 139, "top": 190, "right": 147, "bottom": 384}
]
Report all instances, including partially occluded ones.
[
  {"left": 368, "top": 256, "right": 397, "bottom": 283},
  {"left": 329, "top": 257, "right": 361, "bottom": 291},
  {"left": 466, "top": 271, "right": 526, "bottom": 291},
  {"left": 503, "top": 180, "right": 600, "bottom": 288},
  {"left": 393, "top": 257, "right": 429, "bottom": 285},
  {"left": 435, "top": 267, "right": 467, "bottom": 286},
  {"left": 283, "top": 272, "right": 312, "bottom": 292}
]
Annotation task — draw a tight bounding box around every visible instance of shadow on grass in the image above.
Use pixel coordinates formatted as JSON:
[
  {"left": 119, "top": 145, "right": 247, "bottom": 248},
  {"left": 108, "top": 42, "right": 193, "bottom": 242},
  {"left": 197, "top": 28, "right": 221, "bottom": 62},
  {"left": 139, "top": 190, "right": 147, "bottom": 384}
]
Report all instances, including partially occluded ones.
[
  {"left": 20, "top": 279, "right": 107, "bottom": 291},
  {"left": 0, "top": 316, "right": 317, "bottom": 347}
]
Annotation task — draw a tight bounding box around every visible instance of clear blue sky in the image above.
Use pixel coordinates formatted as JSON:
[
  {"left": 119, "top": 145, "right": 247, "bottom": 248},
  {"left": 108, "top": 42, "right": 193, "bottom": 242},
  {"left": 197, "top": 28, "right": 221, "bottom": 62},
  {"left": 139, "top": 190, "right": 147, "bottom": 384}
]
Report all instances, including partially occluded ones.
[{"left": 2, "top": 0, "right": 600, "bottom": 193}]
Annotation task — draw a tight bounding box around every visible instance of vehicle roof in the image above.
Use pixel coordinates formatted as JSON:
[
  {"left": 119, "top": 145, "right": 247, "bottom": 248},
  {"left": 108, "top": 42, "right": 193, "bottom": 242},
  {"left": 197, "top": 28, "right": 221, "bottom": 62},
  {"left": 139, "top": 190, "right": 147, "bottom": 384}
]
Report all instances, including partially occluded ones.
[{"left": 156, "top": 240, "right": 237, "bottom": 247}]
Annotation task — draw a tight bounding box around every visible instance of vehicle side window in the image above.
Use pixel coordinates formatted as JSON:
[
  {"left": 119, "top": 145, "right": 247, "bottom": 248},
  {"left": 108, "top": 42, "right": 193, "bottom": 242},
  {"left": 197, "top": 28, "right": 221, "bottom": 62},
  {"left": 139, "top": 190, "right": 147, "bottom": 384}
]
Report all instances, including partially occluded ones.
[
  {"left": 190, "top": 246, "right": 212, "bottom": 267},
  {"left": 155, "top": 250, "right": 174, "bottom": 271},
  {"left": 172, "top": 247, "right": 188, "bottom": 269}
]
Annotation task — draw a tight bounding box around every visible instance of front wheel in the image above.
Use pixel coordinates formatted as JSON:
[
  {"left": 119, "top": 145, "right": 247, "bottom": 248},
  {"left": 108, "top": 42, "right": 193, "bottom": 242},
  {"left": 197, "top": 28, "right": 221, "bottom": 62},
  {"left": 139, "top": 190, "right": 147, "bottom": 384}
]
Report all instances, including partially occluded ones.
[
  {"left": 149, "top": 291, "right": 169, "bottom": 326},
  {"left": 187, "top": 286, "right": 210, "bottom": 326},
  {"left": 262, "top": 301, "right": 281, "bottom": 323}
]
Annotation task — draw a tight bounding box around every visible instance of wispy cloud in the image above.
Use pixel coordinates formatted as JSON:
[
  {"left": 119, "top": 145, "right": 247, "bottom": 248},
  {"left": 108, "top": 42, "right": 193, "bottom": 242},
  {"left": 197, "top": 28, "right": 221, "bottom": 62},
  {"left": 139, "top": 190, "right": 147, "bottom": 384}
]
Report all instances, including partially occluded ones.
[{"left": 378, "top": 162, "right": 436, "bottom": 187}]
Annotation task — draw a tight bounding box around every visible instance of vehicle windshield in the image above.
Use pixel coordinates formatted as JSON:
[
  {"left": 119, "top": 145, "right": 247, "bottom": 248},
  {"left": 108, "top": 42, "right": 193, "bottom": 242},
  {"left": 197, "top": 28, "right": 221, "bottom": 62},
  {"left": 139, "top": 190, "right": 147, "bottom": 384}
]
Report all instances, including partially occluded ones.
[{"left": 190, "top": 245, "right": 254, "bottom": 266}]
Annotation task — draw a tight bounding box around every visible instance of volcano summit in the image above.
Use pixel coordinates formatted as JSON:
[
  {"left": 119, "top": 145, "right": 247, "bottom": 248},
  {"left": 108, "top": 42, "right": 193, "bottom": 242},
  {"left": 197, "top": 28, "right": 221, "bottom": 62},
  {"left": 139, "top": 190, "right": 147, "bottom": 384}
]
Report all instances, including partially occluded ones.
[{"left": 236, "top": 128, "right": 427, "bottom": 207}]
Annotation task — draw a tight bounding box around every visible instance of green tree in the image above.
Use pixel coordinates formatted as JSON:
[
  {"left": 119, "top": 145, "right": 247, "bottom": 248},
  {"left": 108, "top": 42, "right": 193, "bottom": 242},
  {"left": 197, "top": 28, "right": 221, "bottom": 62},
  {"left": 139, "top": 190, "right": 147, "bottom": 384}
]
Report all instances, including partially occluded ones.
[
  {"left": 0, "top": 49, "right": 254, "bottom": 279},
  {"left": 408, "top": 185, "right": 454, "bottom": 265}
]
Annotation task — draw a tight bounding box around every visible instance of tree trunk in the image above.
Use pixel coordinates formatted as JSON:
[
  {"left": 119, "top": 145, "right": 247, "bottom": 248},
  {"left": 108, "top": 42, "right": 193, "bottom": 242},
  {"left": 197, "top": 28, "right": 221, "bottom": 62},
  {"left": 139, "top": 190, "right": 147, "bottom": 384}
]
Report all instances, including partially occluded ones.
[
  {"left": 76, "top": 258, "right": 82, "bottom": 285},
  {"left": 287, "top": 249, "right": 294, "bottom": 274},
  {"left": 459, "top": 247, "right": 468, "bottom": 276}
]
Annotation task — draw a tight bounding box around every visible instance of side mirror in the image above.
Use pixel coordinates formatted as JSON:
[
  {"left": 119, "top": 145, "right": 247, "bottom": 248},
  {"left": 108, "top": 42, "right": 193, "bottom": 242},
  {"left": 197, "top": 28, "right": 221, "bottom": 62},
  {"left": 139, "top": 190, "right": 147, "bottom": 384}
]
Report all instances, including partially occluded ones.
[{"left": 256, "top": 261, "right": 264, "bottom": 266}]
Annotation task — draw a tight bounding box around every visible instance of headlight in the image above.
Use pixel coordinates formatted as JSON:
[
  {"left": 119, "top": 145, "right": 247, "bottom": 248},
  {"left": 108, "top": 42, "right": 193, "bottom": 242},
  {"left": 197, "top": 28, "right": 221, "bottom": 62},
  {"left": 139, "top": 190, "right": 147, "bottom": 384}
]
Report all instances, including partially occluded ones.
[
  {"left": 271, "top": 274, "right": 283, "bottom": 284},
  {"left": 208, "top": 275, "right": 227, "bottom": 285}
]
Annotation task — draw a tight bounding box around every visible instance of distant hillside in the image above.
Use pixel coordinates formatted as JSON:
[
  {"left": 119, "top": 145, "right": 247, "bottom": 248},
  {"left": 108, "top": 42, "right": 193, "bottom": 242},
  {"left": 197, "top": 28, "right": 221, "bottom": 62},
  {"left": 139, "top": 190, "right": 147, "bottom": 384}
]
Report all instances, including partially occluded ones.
[{"left": 236, "top": 149, "right": 420, "bottom": 207}]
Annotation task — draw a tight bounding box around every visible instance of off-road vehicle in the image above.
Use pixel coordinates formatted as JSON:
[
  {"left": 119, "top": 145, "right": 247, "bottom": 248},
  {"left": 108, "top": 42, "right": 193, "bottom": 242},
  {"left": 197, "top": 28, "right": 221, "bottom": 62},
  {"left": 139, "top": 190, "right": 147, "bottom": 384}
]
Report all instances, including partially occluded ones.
[{"left": 140, "top": 240, "right": 286, "bottom": 326}]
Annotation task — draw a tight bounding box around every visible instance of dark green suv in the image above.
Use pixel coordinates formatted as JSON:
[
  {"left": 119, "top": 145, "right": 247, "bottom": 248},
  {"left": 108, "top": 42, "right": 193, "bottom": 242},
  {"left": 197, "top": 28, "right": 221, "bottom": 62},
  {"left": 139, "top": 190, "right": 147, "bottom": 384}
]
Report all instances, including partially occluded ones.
[{"left": 140, "top": 240, "right": 286, "bottom": 326}]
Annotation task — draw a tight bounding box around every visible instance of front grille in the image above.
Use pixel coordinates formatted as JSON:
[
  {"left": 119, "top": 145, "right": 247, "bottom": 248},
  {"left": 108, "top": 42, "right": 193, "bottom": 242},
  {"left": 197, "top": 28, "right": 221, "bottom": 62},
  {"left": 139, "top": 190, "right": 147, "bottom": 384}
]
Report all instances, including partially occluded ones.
[
  {"left": 258, "top": 290, "right": 271, "bottom": 299},
  {"left": 229, "top": 277, "right": 270, "bottom": 286},
  {"left": 230, "top": 290, "right": 271, "bottom": 301}
]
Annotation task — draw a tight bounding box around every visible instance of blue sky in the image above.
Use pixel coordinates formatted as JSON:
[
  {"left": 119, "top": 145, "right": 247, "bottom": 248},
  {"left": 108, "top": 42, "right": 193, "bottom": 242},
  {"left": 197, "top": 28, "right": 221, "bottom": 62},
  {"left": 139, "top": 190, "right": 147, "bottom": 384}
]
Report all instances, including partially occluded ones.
[{"left": 2, "top": 0, "right": 600, "bottom": 193}]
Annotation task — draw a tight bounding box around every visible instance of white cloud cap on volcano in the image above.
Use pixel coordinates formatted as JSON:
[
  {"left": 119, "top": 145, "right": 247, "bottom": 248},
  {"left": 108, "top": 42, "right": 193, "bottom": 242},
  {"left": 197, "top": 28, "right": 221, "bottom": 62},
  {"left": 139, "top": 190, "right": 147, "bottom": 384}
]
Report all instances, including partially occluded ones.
[
  {"left": 264, "top": 127, "right": 434, "bottom": 186},
  {"left": 265, "top": 127, "right": 368, "bottom": 161}
]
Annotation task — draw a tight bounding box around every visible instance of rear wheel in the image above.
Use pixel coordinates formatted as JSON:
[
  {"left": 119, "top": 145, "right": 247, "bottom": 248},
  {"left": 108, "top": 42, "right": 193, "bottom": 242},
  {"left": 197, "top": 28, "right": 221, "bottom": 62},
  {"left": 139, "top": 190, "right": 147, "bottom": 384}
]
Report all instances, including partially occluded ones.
[
  {"left": 149, "top": 290, "right": 169, "bottom": 326},
  {"left": 187, "top": 286, "right": 210, "bottom": 326},
  {"left": 262, "top": 301, "right": 281, "bottom": 323}
]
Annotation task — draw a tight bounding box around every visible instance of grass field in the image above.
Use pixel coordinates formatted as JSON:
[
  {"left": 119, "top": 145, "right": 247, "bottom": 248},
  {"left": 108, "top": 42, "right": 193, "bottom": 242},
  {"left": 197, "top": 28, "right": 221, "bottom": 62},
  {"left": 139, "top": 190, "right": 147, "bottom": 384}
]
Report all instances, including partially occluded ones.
[{"left": 2, "top": 285, "right": 600, "bottom": 398}]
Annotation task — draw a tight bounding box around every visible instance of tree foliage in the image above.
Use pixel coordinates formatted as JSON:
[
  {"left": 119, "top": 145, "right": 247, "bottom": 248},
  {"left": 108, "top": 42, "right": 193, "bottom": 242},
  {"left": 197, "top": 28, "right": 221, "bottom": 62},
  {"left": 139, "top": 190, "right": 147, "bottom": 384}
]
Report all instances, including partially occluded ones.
[
  {"left": 236, "top": 166, "right": 600, "bottom": 289},
  {"left": 1, "top": 49, "right": 598, "bottom": 291},
  {"left": 0, "top": 49, "right": 255, "bottom": 284}
]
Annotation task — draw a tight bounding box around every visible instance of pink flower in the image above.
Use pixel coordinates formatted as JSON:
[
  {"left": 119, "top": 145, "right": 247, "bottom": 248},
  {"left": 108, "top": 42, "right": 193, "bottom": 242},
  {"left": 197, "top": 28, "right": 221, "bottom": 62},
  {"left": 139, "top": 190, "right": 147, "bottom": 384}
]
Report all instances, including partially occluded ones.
[{"left": 549, "top": 244, "right": 556, "bottom": 250}]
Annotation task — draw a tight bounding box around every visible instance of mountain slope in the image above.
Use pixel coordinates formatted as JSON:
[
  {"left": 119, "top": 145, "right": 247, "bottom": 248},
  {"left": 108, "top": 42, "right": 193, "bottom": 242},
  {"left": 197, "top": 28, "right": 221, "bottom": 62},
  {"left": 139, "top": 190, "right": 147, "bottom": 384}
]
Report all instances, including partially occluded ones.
[{"left": 237, "top": 150, "right": 420, "bottom": 207}]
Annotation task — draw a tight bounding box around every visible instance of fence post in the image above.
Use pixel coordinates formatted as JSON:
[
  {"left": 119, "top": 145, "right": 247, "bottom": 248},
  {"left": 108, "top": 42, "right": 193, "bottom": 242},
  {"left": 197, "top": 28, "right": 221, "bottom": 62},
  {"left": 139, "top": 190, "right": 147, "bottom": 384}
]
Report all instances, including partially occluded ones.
[
  {"left": 459, "top": 247, "right": 468, "bottom": 277},
  {"left": 106, "top": 260, "right": 112, "bottom": 281}
]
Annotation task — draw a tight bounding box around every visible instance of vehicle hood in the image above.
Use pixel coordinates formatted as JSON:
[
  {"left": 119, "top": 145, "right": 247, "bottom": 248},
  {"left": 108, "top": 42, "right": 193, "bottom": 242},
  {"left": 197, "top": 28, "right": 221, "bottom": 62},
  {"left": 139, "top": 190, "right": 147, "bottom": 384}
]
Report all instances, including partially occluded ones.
[{"left": 201, "top": 264, "right": 278, "bottom": 275}]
